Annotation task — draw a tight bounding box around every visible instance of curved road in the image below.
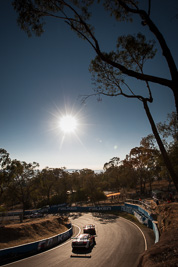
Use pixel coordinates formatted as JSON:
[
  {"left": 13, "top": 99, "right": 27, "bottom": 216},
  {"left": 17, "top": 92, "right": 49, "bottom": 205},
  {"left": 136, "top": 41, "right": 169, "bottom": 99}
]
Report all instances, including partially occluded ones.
[{"left": 4, "top": 213, "right": 154, "bottom": 267}]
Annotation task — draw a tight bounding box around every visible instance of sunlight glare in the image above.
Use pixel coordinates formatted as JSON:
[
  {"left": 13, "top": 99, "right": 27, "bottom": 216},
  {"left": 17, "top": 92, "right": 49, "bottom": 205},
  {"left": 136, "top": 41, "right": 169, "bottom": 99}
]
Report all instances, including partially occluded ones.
[{"left": 59, "top": 115, "right": 77, "bottom": 133}]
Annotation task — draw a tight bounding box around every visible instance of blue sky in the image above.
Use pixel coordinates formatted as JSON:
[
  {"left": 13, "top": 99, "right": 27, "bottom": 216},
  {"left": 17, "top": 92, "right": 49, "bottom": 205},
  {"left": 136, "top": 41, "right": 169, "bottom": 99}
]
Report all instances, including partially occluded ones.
[{"left": 0, "top": 0, "right": 177, "bottom": 170}]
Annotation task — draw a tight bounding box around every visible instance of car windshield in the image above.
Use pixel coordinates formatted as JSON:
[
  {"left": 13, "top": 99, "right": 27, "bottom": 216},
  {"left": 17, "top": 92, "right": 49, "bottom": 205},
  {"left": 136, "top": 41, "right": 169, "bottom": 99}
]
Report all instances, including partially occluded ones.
[{"left": 73, "top": 235, "right": 89, "bottom": 241}]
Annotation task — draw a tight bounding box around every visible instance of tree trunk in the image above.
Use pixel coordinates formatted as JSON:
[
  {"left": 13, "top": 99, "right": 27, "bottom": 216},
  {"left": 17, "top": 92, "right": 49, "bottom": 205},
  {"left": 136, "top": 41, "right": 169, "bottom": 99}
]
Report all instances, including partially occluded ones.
[
  {"left": 172, "top": 86, "right": 178, "bottom": 120},
  {"left": 140, "top": 176, "right": 143, "bottom": 195},
  {"left": 149, "top": 179, "right": 152, "bottom": 194},
  {"left": 143, "top": 101, "right": 178, "bottom": 192}
]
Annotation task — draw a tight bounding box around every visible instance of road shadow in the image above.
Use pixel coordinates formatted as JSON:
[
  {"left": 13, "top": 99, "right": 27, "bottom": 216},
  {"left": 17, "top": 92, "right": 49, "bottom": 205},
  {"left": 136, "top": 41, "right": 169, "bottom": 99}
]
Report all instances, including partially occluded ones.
[
  {"left": 71, "top": 241, "right": 96, "bottom": 258},
  {"left": 69, "top": 212, "right": 83, "bottom": 220},
  {"left": 71, "top": 254, "right": 91, "bottom": 258},
  {"left": 92, "top": 212, "right": 119, "bottom": 224}
]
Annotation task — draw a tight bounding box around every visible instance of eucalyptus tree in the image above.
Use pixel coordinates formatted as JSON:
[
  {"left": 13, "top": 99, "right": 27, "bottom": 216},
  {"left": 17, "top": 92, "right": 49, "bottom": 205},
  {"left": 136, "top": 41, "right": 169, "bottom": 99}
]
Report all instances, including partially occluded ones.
[
  {"left": 37, "top": 167, "right": 65, "bottom": 204},
  {"left": 157, "top": 112, "right": 178, "bottom": 144},
  {"left": 103, "top": 157, "right": 121, "bottom": 191},
  {"left": 103, "top": 157, "right": 121, "bottom": 170},
  {"left": 103, "top": 157, "right": 138, "bottom": 191},
  {"left": 12, "top": 0, "right": 178, "bottom": 113},
  {"left": 141, "top": 112, "right": 178, "bottom": 184},
  {"left": 7, "top": 160, "right": 39, "bottom": 215},
  {"left": 31, "top": 167, "right": 69, "bottom": 207},
  {"left": 118, "top": 160, "right": 138, "bottom": 189},
  {"left": 0, "top": 149, "right": 11, "bottom": 201},
  {"left": 70, "top": 170, "right": 81, "bottom": 191},
  {"left": 52, "top": 167, "right": 69, "bottom": 204},
  {"left": 127, "top": 146, "right": 158, "bottom": 194},
  {"left": 12, "top": 0, "right": 178, "bottom": 191}
]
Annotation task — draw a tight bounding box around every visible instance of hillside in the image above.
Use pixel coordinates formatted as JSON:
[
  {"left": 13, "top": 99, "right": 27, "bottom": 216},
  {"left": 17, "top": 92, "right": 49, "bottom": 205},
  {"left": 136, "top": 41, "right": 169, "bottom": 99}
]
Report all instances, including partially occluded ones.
[
  {"left": 138, "top": 202, "right": 178, "bottom": 267},
  {"left": 0, "top": 215, "right": 68, "bottom": 249}
]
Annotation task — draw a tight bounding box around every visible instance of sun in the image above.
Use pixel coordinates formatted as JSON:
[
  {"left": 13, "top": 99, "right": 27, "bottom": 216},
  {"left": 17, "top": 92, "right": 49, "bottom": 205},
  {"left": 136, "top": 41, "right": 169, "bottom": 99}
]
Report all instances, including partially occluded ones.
[{"left": 59, "top": 115, "right": 77, "bottom": 133}]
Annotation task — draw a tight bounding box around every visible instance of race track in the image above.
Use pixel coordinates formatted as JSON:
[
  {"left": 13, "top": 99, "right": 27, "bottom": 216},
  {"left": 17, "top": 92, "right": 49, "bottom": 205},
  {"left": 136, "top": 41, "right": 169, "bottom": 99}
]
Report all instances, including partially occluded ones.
[{"left": 3, "top": 213, "right": 154, "bottom": 267}]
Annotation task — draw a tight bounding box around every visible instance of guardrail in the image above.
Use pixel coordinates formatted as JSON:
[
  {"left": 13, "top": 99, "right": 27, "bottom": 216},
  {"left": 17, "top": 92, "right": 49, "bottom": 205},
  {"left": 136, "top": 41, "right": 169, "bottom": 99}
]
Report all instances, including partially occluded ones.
[
  {"left": 124, "top": 203, "right": 159, "bottom": 243},
  {"left": 125, "top": 199, "right": 152, "bottom": 212},
  {"left": 57, "top": 205, "right": 122, "bottom": 213}
]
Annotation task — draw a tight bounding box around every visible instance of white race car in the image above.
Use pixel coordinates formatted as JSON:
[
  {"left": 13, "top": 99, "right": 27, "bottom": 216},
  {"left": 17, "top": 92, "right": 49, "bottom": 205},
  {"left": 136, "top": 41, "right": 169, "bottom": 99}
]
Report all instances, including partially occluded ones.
[
  {"left": 83, "top": 224, "right": 96, "bottom": 235},
  {"left": 72, "top": 234, "right": 94, "bottom": 249}
]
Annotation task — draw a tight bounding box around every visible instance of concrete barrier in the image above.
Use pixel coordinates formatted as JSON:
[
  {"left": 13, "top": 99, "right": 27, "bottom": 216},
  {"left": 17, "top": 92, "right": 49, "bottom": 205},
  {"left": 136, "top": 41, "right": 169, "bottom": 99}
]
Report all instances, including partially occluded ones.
[{"left": 124, "top": 203, "right": 159, "bottom": 243}]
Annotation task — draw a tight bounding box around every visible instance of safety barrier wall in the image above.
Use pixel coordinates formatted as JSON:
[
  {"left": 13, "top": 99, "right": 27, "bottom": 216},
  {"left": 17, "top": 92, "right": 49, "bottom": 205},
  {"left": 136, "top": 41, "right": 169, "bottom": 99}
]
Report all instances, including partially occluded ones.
[
  {"left": 152, "top": 221, "right": 159, "bottom": 243},
  {"left": 0, "top": 224, "right": 72, "bottom": 265},
  {"left": 57, "top": 205, "right": 122, "bottom": 213},
  {"left": 124, "top": 203, "right": 154, "bottom": 220},
  {"left": 124, "top": 203, "right": 159, "bottom": 243}
]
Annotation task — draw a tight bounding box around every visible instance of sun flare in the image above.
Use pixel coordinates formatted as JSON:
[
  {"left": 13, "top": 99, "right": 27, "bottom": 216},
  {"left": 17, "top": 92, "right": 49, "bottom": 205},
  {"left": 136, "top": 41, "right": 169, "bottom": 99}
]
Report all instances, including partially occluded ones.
[{"left": 59, "top": 115, "right": 77, "bottom": 133}]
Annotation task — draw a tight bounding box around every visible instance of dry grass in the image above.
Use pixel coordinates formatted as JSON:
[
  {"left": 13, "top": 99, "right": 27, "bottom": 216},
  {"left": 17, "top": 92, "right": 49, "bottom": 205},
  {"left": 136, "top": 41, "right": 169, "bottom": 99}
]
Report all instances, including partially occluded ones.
[{"left": 0, "top": 215, "right": 68, "bottom": 249}]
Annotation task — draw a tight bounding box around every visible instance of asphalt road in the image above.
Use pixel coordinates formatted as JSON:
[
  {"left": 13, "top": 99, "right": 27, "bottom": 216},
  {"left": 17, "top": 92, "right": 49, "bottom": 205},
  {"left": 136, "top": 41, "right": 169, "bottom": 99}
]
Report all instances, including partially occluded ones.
[{"left": 3, "top": 213, "right": 154, "bottom": 267}]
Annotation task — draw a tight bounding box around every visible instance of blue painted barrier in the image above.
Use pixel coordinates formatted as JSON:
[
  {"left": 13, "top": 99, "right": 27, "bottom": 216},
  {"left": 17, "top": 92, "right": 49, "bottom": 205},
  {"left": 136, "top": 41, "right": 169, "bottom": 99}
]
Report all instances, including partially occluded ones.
[
  {"left": 152, "top": 221, "right": 159, "bottom": 243},
  {"left": 57, "top": 205, "right": 122, "bottom": 213},
  {"left": 124, "top": 203, "right": 159, "bottom": 243}
]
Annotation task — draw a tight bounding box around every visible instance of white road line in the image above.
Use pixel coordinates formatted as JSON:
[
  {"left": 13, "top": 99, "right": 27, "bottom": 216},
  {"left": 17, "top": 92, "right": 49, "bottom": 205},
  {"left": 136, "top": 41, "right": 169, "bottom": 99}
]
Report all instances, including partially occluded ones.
[{"left": 120, "top": 217, "right": 148, "bottom": 251}]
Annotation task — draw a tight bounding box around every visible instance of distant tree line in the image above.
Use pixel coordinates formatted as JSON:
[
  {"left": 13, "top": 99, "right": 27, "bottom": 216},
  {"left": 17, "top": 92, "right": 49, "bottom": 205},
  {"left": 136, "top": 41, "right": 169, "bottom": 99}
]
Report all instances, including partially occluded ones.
[{"left": 0, "top": 112, "right": 177, "bottom": 213}]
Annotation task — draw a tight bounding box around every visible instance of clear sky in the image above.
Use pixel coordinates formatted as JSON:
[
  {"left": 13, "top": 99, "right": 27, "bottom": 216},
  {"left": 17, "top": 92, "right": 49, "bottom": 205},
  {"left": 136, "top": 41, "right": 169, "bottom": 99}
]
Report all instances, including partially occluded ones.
[{"left": 0, "top": 0, "right": 177, "bottom": 171}]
